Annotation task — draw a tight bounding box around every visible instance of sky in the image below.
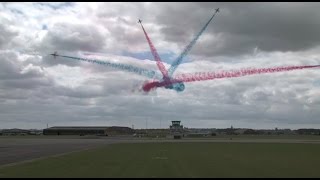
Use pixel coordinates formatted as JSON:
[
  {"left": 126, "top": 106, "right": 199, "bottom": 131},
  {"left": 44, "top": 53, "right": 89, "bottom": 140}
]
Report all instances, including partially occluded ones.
[{"left": 0, "top": 2, "right": 320, "bottom": 130}]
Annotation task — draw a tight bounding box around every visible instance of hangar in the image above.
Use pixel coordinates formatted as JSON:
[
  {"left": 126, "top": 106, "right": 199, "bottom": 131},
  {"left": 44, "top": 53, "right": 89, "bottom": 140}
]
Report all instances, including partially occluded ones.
[{"left": 43, "top": 126, "right": 134, "bottom": 136}]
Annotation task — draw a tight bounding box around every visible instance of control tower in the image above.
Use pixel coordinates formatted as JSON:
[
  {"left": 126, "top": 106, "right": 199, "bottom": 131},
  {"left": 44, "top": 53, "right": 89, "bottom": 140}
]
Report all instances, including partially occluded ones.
[{"left": 170, "top": 121, "right": 183, "bottom": 139}]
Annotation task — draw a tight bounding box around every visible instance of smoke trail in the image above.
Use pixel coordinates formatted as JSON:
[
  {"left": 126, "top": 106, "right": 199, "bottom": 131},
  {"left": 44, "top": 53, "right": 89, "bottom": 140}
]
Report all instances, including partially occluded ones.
[
  {"left": 167, "top": 10, "right": 219, "bottom": 77},
  {"left": 55, "top": 54, "right": 163, "bottom": 79},
  {"left": 139, "top": 23, "right": 169, "bottom": 81},
  {"left": 138, "top": 10, "right": 219, "bottom": 91},
  {"left": 142, "top": 65, "right": 320, "bottom": 92}
]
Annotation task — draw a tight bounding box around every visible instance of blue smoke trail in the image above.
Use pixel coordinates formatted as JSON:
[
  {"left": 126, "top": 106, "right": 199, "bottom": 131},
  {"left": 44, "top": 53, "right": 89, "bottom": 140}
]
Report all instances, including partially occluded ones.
[
  {"left": 55, "top": 54, "right": 163, "bottom": 79},
  {"left": 167, "top": 10, "right": 219, "bottom": 77}
]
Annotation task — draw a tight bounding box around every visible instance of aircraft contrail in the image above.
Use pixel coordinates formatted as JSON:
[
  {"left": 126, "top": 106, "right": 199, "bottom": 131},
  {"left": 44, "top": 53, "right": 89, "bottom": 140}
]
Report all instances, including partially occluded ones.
[
  {"left": 53, "top": 9, "right": 219, "bottom": 93},
  {"left": 138, "top": 19, "right": 185, "bottom": 91},
  {"left": 167, "top": 9, "right": 219, "bottom": 77},
  {"left": 142, "top": 65, "right": 320, "bottom": 92},
  {"left": 139, "top": 21, "right": 170, "bottom": 81},
  {"left": 53, "top": 53, "right": 163, "bottom": 79},
  {"left": 53, "top": 9, "right": 317, "bottom": 94},
  {"left": 137, "top": 9, "right": 219, "bottom": 92}
]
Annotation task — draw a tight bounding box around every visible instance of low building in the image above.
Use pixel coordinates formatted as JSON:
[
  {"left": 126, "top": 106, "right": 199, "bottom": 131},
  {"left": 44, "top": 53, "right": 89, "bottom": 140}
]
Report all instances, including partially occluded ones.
[
  {"left": 295, "top": 129, "right": 320, "bottom": 135},
  {"left": 43, "top": 126, "right": 134, "bottom": 136},
  {"left": 29, "top": 129, "right": 43, "bottom": 135},
  {"left": 186, "top": 132, "right": 211, "bottom": 137},
  {"left": 1, "top": 129, "right": 31, "bottom": 136},
  {"left": 134, "top": 129, "right": 170, "bottom": 138},
  {"left": 106, "top": 126, "right": 135, "bottom": 136}
]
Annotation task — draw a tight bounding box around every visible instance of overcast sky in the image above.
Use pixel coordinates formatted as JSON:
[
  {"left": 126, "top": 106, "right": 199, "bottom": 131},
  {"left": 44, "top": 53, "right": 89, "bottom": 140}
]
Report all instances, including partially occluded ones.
[{"left": 1, "top": 2, "right": 320, "bottom": 129}]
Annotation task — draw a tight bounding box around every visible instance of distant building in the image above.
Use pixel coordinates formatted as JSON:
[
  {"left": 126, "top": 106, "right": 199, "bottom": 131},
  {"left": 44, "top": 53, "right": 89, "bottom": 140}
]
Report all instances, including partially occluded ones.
[
  {"left": 295, "top": 129, "right": 320, "bottom": 135},
  {"left": 43, "top": 126, "right": 134, "bottom": 136},
  {"left": 170, "top": 121, "right": 184, "bottom": 139},
  {"left": 28, "top": 129, "right": 43, "bottom": 135},
  {"left": 234, "top": 128, "right": 248, "bottom": 135},
  {"left": 170, "top": 121, "right": 183, "bottom": 130},
  {"left": 186, "top": 132, "right": 211, "bottom": 137},
  {"left": 134, "top": 128, "right": 170, "bottom": 138},
  {"left": 1, "top": 129, "right": 30, "bottom": 136}
]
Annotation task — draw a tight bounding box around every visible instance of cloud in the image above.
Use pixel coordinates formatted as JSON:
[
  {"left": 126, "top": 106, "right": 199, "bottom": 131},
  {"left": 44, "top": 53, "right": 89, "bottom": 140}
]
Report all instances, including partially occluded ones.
[
  {"left": 0, "top": 24, "right": 19, "bottom": 49},
  {"left": 151, "top": 2, "right": 320, "bottom": 57},
  {"left": 41, "top": 22, "right": 107, "bottom": 52}
]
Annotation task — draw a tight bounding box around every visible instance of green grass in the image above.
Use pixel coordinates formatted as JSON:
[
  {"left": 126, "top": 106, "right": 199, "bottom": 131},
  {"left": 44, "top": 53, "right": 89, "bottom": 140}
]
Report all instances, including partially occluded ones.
[{"left": 1, "top": 142, "right": 320, "bottom": 178}]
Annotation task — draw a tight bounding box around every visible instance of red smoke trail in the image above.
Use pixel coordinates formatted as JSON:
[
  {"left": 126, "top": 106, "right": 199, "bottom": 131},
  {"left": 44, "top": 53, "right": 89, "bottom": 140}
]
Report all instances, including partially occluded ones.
[
  {"left": 139, "top": 23, "right": 170, "bottom": 81},
  {"left": 142, "top": 65, "right": 320, "bottom": 92}
]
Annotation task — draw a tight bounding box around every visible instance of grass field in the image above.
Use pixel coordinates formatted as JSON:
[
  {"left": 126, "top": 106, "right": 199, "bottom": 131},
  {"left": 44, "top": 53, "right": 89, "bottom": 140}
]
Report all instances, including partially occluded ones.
[{"left": 1, "top": 142, "right": 320, "bottom": 178}]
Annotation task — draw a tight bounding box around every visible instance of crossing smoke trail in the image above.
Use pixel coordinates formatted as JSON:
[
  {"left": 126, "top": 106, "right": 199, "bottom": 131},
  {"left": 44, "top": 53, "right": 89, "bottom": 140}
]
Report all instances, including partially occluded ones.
[
  {"left": 52, "top": 10, "right": 219, "bottom": 93},
  {"left": 137, "top": 10, "right": 219, "bottom": 92},
  {"left": 139, "top": 22, "right": 170, "bottom": 81},
  {"left": 54, "top": 54, "right": 163, "bottom": 79},
  {"left": 167, "top": 10, "right": 219, "bottom": 77},
  {"left": 139, "top": 21, "right": 186, "bottom": 92},
  {"left": 142, "top": 65, "right": 320, "bottom": 92}
]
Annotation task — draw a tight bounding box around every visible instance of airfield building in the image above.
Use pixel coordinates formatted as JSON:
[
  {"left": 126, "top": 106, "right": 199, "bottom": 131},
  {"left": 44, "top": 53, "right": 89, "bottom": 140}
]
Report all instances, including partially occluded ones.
[
  {"left": 1, "top": 129, "right": 31, "bottom": 136},
  {"left": 43, "top": 126, "right": 134, "bottom": 136},
  {"left": 170, "top": 121, "right": 184, "bottom": 139}
]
